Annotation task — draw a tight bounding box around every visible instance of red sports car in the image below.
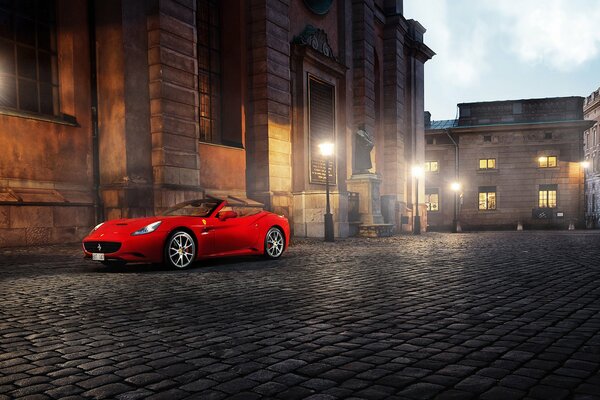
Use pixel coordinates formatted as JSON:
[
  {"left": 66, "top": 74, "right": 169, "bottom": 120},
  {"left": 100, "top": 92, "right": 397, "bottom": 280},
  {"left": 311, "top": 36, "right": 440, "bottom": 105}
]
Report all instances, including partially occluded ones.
[{"left": 82, "top": 196, "right": 290, "bottom": 269}]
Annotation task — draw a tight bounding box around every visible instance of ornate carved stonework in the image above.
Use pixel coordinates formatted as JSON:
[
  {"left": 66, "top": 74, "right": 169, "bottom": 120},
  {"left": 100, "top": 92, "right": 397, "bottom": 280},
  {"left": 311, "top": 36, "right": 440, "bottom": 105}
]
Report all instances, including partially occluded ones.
[
  {"left": 302, "top": 0, "right": 333, "bottom": 15},
  {"left": 292, "top": 25, "right": 336, "bottom": 61}
]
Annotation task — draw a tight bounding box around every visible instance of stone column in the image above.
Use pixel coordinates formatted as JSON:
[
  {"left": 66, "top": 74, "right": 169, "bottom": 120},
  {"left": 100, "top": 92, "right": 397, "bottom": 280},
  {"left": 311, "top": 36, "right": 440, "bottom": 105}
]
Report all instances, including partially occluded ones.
[
  {"left": 381, "top": 14, "right": 408, "bottom": 229},
  {"left": 95, "top": 0, "right": 154, "bottom": 220},
  {"left": 247, "top": 0, "right": 293, "bottom": 217},
  {"left": 147, "top": 0, "right": 202, "bottom": 212}
]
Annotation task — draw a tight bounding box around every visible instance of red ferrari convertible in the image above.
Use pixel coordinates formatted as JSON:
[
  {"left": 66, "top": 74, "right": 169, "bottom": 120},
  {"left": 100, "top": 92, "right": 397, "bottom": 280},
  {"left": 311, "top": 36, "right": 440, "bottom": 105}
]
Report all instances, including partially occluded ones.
[{"left": 82, "top": 196, "right": 290, "bottom": 269}]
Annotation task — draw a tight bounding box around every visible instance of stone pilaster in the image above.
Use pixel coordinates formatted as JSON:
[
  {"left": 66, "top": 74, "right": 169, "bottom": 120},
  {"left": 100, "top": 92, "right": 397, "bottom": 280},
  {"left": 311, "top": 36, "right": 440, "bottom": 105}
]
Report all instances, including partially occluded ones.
[
  {"left": 96, "top": 0, "right": 154, "bottom": 220},
  {"left": 351, "top": 0, "right": 376, "bottom": 141},
  {"left": 247, "top": 0, "right": 293, "bottom": 216},
  {"left": 381, "top": 14, "right": 408, "bottom": 228},
  {"left": 147, "top": 0, "right": 202, "bottom": 211}
]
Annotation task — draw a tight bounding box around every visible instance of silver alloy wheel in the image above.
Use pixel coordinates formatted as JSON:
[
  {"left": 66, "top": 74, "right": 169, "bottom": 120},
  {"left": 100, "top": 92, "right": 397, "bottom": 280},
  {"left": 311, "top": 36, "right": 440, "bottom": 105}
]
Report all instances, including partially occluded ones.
[
  {"left": 265, "top": 227, "right": 284, "bottom": 258},
  {"left": 167, "top": 231, "right": 196, "bottom": 269}
]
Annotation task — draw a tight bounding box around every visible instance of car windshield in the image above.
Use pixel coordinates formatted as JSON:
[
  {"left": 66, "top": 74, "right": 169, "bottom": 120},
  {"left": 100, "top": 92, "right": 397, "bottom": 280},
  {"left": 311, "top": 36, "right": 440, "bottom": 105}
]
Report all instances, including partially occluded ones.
[{"left": 164, "top": 200, "right": 220, "bottom": 217}]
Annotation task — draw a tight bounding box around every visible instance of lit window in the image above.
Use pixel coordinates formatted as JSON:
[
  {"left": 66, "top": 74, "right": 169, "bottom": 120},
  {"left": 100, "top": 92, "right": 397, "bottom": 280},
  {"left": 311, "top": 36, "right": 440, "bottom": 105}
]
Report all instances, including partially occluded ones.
[
  {"left": 538, "top": 156, "right": 557, "bottom": 168},
  {"left": 0, "top": 0, "right": 58, "bottom": 115},
  {"left": 539, "top": 184, "right": 557, "bottom": 208},
  {"left": 479, "top": 158, "right": 496, "bottom": 169},
  {"left": 478, "top": 186, "right": 496, "bottom": 210},
  {"left": 425, "top": 188, "right": 439, "bottom": 211},
  {"left": 425, "top": 161, "right": 439, "bottom": 172},
  {"left": 197, "top": 0, "right": 221, "bottom": 143}
]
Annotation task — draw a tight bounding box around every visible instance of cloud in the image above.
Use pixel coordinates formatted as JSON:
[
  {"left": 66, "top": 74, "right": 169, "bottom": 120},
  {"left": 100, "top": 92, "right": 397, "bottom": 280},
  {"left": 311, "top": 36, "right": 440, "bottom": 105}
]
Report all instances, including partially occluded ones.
[
  {"left": 483, "top": 0, "right": 600, "bottom": 70},
  {"left": 405, "top": 0, "right": 492, "bottom": 87}
]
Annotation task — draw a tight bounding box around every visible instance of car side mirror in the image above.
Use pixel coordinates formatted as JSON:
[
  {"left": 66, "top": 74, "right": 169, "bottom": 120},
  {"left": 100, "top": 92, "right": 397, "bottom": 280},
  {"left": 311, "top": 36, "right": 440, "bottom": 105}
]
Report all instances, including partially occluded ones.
[{"left": 218, "top": 210, "right": 238, "bottom": 221}]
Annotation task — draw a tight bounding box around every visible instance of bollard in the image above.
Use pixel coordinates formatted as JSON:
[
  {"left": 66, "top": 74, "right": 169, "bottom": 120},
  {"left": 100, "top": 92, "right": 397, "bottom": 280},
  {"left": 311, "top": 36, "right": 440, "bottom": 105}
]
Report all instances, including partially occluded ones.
[
  {"left": 568, "top": 221, "right": 575, "bottom": 230},
  {"left": 517, "top": 221, "right": 523, "bottom": 231}
]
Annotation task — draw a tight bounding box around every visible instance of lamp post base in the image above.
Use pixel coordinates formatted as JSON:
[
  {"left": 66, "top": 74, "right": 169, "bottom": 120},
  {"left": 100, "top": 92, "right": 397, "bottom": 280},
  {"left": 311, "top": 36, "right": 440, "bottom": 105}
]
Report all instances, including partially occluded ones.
[
  {"left": 413, "top": 216, "right": 421, "bottom": 235},
  {"left": 324, "top": 213, "right": 334, "bottom": 242}
]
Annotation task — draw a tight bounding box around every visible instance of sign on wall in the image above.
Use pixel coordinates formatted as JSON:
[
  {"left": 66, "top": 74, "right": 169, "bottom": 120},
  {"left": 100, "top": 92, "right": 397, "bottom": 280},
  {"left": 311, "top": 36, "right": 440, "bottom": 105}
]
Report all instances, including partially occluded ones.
[{"left": 308, "top": 76, "right": 336, "bottom": 185}]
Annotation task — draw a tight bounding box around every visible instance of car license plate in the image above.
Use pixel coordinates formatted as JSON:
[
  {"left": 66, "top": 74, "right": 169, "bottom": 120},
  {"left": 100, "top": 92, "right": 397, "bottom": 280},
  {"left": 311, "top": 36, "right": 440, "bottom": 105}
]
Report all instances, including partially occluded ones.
[{"left": 92, "top": 253, "right": 105, "bottom": 261}]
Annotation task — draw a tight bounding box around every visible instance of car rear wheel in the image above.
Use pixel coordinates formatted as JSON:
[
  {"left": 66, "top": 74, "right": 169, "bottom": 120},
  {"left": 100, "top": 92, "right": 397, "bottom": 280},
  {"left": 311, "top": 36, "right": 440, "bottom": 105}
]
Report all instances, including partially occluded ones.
[
  {"left": 165, "top": 231, "right": 196, "bottom": 269},
  {"left": 264, "top": 227, "right": 285, "bottom": 259}
]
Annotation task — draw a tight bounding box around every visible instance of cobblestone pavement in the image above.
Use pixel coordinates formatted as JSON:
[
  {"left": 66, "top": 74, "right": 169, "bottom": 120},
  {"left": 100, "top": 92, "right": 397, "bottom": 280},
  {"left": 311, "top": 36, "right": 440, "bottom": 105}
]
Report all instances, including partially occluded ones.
[{"left": 1, "top": 231, "right": 600, "bottom": 400}]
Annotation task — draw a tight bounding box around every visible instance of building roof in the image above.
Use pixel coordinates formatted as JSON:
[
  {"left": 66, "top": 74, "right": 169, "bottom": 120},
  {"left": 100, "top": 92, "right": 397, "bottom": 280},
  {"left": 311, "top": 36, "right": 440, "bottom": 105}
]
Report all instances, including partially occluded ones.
[{"left": 428, "top": 119, "right": 458, "bottom": 130}]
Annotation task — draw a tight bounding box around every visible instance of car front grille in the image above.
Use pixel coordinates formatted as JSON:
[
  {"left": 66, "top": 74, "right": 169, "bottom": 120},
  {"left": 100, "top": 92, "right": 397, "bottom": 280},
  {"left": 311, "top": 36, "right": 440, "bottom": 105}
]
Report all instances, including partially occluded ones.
[{"left": 84, "top": 241, "right": 122, "bottom": 254}]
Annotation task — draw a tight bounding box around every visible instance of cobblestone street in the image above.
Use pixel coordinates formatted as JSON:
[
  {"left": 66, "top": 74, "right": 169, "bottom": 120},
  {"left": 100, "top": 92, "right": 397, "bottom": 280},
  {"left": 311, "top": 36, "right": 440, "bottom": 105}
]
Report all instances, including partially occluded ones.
[{"left": 1, "top": 231, "right": 600, "bottom": 399}]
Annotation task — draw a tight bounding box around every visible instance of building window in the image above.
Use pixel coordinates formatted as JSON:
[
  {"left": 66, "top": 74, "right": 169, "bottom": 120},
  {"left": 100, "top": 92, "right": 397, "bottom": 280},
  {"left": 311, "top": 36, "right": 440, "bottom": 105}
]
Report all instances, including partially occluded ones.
[
  {"left": 425, "top": 161, "right": 438, "bottom": 172},
  {"left": 308, "top": 76, "right": 336, "bottom": 185},
  {"left": 539, "top": 184, "right": 557, "bottom": 208},
  {"left": 544, "top": 132, "right": 553, "bottom": 140},
  {"left": 538, "top": 156, "right": 557, "bottom": 168},
  {"left": 478, "top": 186, "right": 496, "bottom": 210},
  {"left": 425, "top": 188, "right": 439, "bottom": 211},
  {"left": 197, "top": 0, "right": 221, "bottom": 143},
  {"left": 479, "top": 158, "right": 496, "bottom": 169},
  {"left": 426, "top": 137, "right": 434, "bottom": 145},
  {"left": 0, "top": 0, "right": 58, "bottom": 115},
  {"left": 483, "top": 135, "right": 492, "bottom": 142}
]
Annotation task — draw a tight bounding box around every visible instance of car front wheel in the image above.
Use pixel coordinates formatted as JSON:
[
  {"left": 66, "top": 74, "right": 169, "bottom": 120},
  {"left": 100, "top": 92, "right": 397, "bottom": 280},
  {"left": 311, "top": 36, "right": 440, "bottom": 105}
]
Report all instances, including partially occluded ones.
[
  {"left": 264, "top": 227, "right": 285, "bottom": 259},
  {"left": 165, "top": 230, "right": 196, "bottom": 269}
]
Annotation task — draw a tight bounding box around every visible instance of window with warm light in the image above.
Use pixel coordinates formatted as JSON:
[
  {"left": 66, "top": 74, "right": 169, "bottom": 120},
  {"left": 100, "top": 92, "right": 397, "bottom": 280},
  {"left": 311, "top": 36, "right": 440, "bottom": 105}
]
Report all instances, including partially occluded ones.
[
  {"left": 538, "top": 184, "right": 557, "bottom": 208},
  {"left": 479, "top": 158, "right": 496, "bottom": 170},
  {"left": 538, "top": 156, "right": 557, "bottom": 168},
  {"left": 198, "top": 0, "right": 221, "bottom": 143},
  {"left": 425, "top": 161, "right": 439, "bottom": 173},
  {"left": 0, "top": 1, "right": 58, "bottom": 115},
  {"left": 478, "top": 186, "right": 496, "bottom": 210},
  {"left": 425, "top": 188, "right": 439, "bottom": 211}
]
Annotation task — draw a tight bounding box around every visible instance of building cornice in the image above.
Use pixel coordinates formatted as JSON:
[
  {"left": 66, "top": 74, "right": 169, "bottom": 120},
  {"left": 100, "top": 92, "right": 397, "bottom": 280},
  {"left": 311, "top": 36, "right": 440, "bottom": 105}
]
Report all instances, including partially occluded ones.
[{"left": 429, "top": 119, "right": 595, "bottom": 134}]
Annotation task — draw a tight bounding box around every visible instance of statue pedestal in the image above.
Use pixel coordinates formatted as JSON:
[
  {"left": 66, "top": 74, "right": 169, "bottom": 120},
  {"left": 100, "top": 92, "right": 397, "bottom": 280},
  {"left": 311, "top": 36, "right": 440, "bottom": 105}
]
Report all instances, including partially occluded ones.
[{"left": 347, "top": 174, "right": 394, "bottom": 237}]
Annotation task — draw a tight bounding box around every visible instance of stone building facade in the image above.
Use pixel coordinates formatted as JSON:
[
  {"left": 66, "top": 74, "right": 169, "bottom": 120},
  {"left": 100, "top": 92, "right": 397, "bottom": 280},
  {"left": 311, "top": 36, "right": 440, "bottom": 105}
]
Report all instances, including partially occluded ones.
[
  {"left": 425, "top": 97, "right": 592, "bottom": 231},
  {"left": 0, "top": 0, "right": 433, "bottom": 246},
  {"left": 583, "top": 88, "right": 600, "bottom": 228}
]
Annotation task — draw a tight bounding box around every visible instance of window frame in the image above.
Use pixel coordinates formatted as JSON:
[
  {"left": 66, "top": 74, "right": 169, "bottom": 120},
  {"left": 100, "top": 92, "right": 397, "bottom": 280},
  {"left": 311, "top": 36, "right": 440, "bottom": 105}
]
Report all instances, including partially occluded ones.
[
  {"left": 425, "top": 188, "right": 439, "bottom": 212},
  {"left": 478, "top": 186, "right": 497, "bottom": 211},
  {"left": 538, "top": 184, "right": 557, "bottom": 208},
  {"left": 424, "top": 160, "right": 439, "bottom": 173},
  {"left": 0, "top": 0, "right": 60, "bottom": 116},
  {"left": 197, "top": 0, "right": 222, "bottom": 144},
  {"left": 538, "top": 156, "right": 558, "bottom": 168},
  {"left": 479, "top": 158, "right": 496, "bottom": 170}
]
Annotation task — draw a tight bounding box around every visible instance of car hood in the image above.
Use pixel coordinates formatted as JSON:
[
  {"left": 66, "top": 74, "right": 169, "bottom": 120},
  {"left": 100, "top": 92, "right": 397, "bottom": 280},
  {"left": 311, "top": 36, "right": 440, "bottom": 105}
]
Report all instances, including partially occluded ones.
[{"left": 94, "top": 216, "right": 163, "bottom": 236}]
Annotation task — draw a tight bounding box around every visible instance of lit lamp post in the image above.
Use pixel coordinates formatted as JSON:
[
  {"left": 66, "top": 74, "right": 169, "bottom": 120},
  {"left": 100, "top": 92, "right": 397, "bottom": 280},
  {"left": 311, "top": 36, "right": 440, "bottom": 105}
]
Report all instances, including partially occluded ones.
[
  {"left": 319, "top": 142, "right": 335, "bottom": 242},
  {"left": 412, "top": 165, "right": 424, "bottom": 235},
  {"left": 451, "top": 182, "right": 461, "bottom": 233}
]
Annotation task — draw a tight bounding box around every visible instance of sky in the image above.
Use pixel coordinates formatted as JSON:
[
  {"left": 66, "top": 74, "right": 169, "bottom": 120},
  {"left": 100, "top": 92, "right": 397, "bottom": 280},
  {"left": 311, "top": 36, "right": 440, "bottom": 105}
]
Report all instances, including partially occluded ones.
[{"left": 404, "top": 0, "right": 600, "bottom": 121}]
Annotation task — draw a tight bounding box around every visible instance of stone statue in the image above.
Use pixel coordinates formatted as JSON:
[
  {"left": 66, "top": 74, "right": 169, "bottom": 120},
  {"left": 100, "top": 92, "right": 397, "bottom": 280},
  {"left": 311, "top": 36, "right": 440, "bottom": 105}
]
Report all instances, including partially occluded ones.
[{"left": 354, "top": 129, "right": 374, "bottom": 174}]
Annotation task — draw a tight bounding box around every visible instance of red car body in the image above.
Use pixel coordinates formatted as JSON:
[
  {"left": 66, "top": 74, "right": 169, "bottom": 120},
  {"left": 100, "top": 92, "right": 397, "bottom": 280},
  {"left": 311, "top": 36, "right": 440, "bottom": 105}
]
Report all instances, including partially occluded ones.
[{"left": 82, "top": 197, "right": 290, "bottom": 267}]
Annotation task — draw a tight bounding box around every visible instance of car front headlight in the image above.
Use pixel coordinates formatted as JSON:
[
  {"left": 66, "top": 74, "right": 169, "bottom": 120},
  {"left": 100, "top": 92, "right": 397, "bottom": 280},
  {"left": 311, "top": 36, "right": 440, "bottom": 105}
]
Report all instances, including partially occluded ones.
[
  {"left": 90, "top": 222, "right": 104, "bottom": 235},
  {"left": 131, "top": 221, "right": 162, "bottom": 236}
]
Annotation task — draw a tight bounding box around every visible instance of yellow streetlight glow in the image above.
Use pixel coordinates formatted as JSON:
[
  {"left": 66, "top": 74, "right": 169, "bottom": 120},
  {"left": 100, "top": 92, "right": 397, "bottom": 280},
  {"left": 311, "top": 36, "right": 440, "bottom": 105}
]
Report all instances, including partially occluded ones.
[
  {"left": 412, "top": 165, "right": 424, "bottom": 178},
  {"left": 319, "top": 142, "right": 335, "bottom": 157},
  {"left": 451, "top": 182, "right": 461, "bottom": 192},
  {"left": 581, "top": 160, "right": 591, "bottom": 169}
]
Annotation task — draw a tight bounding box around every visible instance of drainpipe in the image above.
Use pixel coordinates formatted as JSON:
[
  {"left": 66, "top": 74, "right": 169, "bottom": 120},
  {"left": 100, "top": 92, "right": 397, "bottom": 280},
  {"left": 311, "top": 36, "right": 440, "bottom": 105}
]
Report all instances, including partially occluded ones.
[
  {"left": 88, "top": 0, "right": 104, "bottom": 223},
  {"left": 445, "top": 128, "right": 459, "bottom": 182},
  {"left": 445, "top": 128, "right": 459, "bottom": 230}
]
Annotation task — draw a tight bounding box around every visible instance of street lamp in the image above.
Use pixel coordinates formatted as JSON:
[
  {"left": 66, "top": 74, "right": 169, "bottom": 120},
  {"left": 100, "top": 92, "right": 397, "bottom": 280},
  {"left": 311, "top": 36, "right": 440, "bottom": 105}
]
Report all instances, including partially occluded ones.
[
  {"left": 319, "top": 142, "right": 335, "bottom": 242},
  {"left": 412, "top": 165, "right": 424, "bottom": 234},
  {"left": 451, "top": 182, "right": 461, "bottom": 233}
]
